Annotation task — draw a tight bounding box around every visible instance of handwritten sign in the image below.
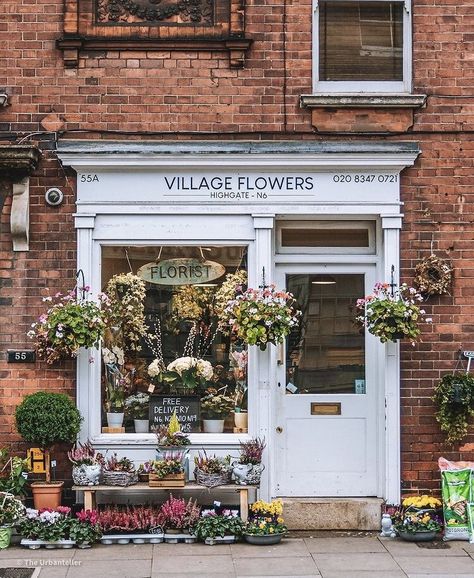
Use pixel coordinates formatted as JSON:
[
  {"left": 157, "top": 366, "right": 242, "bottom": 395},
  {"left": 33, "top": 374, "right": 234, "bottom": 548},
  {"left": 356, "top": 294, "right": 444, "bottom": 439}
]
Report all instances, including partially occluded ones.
[
  {"left": 138, "top": 258, "right": 225, "bottom": 286},
  {"left": 149, "top": 395, "right": 200, "bottom": 432}
]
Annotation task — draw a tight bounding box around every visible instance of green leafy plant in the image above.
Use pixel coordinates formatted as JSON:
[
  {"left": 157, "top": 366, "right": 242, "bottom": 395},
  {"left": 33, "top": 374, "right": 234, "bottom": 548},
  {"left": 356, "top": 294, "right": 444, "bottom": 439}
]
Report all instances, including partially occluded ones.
[
  {"left": 355, "top": 282, "right": 431, "bottom": 344},
  {"left": 27, "top": 288, "right": 109, "bottom": 364},
  {"left": 432, "top": 373, "right": 474, "bottom": 444},
  {"left": 0, "top": 492, "right": 26, "bottom": 526},
  {"left": 124, "top": 392, "right": 149, "bottom": 420},
  {"left": 69, "top": 510, "right": 102, "bottom": 544},
  {"left": 201, "top": 393, "right": 235, "bottom": 419},
  {"left": 15, "top": 392, "right": 82, "bottom": 483},
  {"left": 0, "top": 455, "right": 30, "bottom": 497},
  {"left": 193, "top": 512, "right": 244, "bottom": 540}
]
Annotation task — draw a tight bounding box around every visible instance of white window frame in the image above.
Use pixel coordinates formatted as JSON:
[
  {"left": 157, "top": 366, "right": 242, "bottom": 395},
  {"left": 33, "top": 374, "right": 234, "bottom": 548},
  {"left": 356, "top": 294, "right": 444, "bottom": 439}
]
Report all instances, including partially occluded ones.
[{"left": 313, "top": 0, "right": 412, "bottom": 93}]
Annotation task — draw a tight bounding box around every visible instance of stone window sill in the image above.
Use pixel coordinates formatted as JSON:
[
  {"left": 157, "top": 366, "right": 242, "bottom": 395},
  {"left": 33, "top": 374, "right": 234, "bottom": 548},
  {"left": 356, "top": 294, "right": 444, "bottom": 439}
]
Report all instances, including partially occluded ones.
[{"left": 300, "top": 94, "right": 427, "bottom": 109}]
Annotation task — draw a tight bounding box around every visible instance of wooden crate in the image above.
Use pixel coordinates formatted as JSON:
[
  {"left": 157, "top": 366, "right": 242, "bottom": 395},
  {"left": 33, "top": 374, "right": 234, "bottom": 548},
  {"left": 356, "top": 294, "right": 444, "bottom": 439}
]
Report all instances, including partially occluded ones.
[{"left": 149, "top": 472, "right": 185, "bottom": 488}]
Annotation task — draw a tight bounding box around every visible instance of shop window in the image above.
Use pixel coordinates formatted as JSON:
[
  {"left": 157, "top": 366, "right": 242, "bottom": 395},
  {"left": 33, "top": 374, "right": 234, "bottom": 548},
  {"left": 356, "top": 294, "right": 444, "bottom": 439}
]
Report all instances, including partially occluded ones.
[
  {"left": 101, "top": 245, "right": 248, "bottom": 435},
  {"left": 276, "top": 221, "right": 375, "bottom": 254},
  {"left": 315, "top": 0, "right": 411, "bottom": 93}
]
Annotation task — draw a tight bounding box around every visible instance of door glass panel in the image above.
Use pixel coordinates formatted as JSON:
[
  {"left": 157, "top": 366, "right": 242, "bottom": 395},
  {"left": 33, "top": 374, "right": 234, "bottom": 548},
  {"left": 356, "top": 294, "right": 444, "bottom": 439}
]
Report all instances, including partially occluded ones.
[{"left": 286, "top": 274, "right": 365, "bottom": 394}]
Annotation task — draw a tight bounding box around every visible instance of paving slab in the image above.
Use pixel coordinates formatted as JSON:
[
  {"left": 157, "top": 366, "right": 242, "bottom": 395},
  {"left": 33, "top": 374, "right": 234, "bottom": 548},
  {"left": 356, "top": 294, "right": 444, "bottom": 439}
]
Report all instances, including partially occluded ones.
[
  {"left": 312, "top": 552, "right": 402, "bottom": 573},
  {"left": 152, "top": 554, "right": 235, "bottom": 575},
  {"left": 305, "top": 537, "right": 386, "bottom": 554},
  {"left": 318, "top": 573, "right": 406, "bottom": 578},
  {"left": 73, "top": 543, "right": 153, "bottom": 560},
  {"left": 407, "top": 575, "right": 474, "bottom": 578},
  {"left": 396, "top": 555, "right": 474, "bottom": 575},
  {"left": 36, "top": 567, "right": 69, "bottom": 578},
  {"left": 231, "top": 539, "right": 310, "bottom": 558},
  {"left": 233, "top": 555, "right": 320, "bottom": 576},
  {"left": 67, "top": 559, "right": 152, "bottom": 578},
  {"left": 380, "top": 538, "right": 470, "bottom": 557},
  {"left": 154, "top": 542, "right": 231, "bottom": 556},
  {"left": 0, "top": 550, "right": 75, "bottom": 560}
]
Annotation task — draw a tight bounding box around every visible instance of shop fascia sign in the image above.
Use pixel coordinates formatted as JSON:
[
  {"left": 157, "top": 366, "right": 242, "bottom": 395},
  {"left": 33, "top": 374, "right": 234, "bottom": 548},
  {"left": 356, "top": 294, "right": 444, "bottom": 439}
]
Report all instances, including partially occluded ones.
[{"left": 137, "top": 258, "right": 225, "bottom": 285}]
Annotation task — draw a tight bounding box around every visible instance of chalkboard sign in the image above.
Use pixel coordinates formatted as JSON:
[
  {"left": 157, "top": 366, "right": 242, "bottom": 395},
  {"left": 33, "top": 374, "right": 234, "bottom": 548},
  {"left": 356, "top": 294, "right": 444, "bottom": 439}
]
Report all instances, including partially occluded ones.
[{"left": 149, "top": 395, "right": 200, "bottom": 433}]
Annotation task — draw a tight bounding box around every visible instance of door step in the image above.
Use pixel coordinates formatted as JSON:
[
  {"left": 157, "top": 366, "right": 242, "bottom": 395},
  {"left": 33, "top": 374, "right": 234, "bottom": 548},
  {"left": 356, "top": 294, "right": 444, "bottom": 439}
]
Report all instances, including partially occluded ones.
[{"left": 282, "top": 497, "right": 383, "bottom": 531}]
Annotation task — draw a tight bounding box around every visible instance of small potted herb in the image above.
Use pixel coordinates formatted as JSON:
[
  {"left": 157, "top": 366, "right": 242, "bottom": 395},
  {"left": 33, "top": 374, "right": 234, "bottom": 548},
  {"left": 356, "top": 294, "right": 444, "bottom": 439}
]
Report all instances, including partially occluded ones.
[
  {"left": 157, "top": 495, "right": 200, "bottom": 534},
  {"left": 232, "top": 437, "right": 266, "bottom": 486},
  {"left": 68, "top": 440, "right": 102, "bottom": 486},
  {"left": 124, "top": 392, "right": 150, "bottom": 433},
  {"left": 193, "top": 509, "right": 244, "bottom": 544}
]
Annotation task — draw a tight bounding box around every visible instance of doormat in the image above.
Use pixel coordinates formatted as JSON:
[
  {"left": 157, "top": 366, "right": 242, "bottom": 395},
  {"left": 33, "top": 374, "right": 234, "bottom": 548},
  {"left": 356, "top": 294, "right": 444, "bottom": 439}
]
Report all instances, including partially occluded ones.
[
  {"left": 0, "top": 569, "right": 35, "bottom": 578},
  {"left": 417, "top": 540, "right": 451, "bottom": 550}
]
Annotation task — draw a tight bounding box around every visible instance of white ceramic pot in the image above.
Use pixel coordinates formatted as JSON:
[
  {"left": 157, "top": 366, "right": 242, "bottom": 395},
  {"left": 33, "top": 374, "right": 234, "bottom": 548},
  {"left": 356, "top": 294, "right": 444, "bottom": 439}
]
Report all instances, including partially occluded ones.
[
  {"left": 134, "top": 419, "right": 149, "bottom": 433},
  {"left": 234, "top": 411, "right": 248, "bottom": 429},
  {"left": 107, "top": 412, "right": 124, "bottom": 427},
  {"left": 203, "top": 419, "right": 225, "bottom": 433},
  {"left": 72, "top": 464, "right": 101, "bottom": 486}
]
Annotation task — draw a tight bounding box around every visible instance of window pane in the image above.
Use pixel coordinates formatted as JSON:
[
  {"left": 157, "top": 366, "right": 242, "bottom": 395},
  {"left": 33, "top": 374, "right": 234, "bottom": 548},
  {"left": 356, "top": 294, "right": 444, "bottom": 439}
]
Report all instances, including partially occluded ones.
[
  {"left": 101, "top": 245, "right": 248, "bottom": 434},
  {"left": 286, "top": 274, "right": 365, "bottom": 394},
  {"left": 319, "top": 1, "right": 403, "bottom": 81},
  {"left": 281, "top": 228, "right": 369, "bottom": 248}
]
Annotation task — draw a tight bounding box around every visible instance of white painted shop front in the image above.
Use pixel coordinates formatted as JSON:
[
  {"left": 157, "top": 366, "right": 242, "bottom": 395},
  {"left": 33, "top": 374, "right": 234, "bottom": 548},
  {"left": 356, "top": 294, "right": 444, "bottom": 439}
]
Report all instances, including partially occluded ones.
[{"left": 58, "top": 141, "right": 420, "bottom": 505}]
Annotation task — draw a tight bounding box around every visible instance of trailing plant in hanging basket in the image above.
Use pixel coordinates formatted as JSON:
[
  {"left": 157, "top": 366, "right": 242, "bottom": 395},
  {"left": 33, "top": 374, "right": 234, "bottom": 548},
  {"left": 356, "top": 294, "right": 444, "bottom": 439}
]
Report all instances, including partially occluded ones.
[
  {"left": 414, "top": 254, "right": 453, "bottom": 296},
  {"left": 355, "top": 283, "right": 431, "bottom": 345},
  {"left": 432, "top": 373, "right": 474, "bottom": 444}
]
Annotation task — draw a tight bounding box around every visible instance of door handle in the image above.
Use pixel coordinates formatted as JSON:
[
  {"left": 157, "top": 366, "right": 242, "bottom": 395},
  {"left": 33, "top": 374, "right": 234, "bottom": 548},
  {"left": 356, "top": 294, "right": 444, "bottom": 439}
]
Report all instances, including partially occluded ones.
[{"left": 276, "top": 426, "right": 283, "bottom": 434}]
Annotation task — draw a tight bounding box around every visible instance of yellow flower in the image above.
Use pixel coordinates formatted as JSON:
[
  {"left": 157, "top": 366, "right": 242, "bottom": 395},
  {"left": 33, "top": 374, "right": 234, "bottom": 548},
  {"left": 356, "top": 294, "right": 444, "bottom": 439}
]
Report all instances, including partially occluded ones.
[
  {"left": 277, "top": 517, "right": 284, "bottom": 524},
  {"left": 269, "top": 527, "right": 274, "bottom": 533}
]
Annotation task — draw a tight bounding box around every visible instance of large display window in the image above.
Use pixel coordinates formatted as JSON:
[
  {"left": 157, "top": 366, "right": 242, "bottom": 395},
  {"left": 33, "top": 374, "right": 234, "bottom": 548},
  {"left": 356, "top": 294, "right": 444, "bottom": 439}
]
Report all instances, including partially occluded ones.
[{"left": 100, "top": 245, "right": 249, "bottom": 435}]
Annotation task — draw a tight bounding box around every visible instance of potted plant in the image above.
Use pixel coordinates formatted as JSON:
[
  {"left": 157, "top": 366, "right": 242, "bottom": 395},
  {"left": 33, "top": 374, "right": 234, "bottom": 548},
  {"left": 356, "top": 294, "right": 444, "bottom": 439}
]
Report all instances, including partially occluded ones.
[
  {"left": 194, "top": 451, "right": 232, "bottom": 487},
  {"left": 222, "top": 284, "right": 301, "bottom": 350},
  {"left": 149, "top": 356, "right": 213, "bottom": 395},
  {"left": 157, "top": 495, "right": 200, "bottom": 534},
  {"left": 193, "top": 509, "right": 244, "bottom": 544},
  {"left": 0, "top": 452, "right": 30, "bottom": 498},
  {"left": 97, "top": 505, "right": 163, "bottom": 542},
  {"left": 243, "top": 499, "right": 287, "bottom": 545},
  {"left": 231, "top": 349, "right": 248, "bottom": 430},
  {"left": 125, "top": 392, "right": 150, "bottom": 433},
  {"left": 232, "top": 437, "right": 266, "bottom": 485},
  {"left": 432, "top": 373, "right": 474, "bottom": 444},
  {"left": 137, "top": 461, "right": 153, "bottom": 483},
  {"left": 0, "top": 492, "right": 26, "bottom": 549},
  {"left": 200, "top": 391, "right": 235, "bottom": 433},
  {"left": 15, "top": 392, "right": 82, "bottom": 509},
  {"left": 102, "top": 453, "right": 137, "bottom": 487},
  {"left": 102, "top": 345, "right": 133, "bottom": 428},
  {"left": 27, "top": 287, "right": 109, "bottom": 364},
  {"left": 393, "top": 495, "right": 443, "bottom": 542},
  {"left": 19, "top": 506, "right": 75, "bottom": 548},
  {"left": 68, "top": 440, "right": 102, "bottom": 486},
  {"left": 354, "top": 282, "right": 431, "bottom": 344},
  {"left": 69, "top": 510, "right": 102, "bottom": 548},
  {"left": 148, "top": 455, "right": 185, "bottom": 488}
]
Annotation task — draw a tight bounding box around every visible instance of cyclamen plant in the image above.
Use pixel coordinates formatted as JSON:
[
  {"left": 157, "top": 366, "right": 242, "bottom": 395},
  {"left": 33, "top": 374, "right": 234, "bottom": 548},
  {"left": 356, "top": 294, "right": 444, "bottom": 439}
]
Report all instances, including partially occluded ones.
[
  {"left": 69, "top": 510, "right": 102, "bottom": 544},
  {"left": 27, "top": 288, "right": 110, "bottom": 364},
  {"left": 223, "top": 285, "right": 301, "bottom": 350},
  {"left": 354, "top": 282, "right": 431, "bottom": 345},
  {"left": 19, "top": 507, "right": 73, "bottom": 541}
]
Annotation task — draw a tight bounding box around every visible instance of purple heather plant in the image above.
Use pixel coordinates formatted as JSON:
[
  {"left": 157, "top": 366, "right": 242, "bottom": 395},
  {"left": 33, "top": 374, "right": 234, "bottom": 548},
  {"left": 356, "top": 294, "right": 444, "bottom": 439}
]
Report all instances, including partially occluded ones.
[
  {"left": 238, "top": 437, "right": 266, "bottom": 465},
  {"left": 157, "top": 495, "right": 201, "bottom": 531}
]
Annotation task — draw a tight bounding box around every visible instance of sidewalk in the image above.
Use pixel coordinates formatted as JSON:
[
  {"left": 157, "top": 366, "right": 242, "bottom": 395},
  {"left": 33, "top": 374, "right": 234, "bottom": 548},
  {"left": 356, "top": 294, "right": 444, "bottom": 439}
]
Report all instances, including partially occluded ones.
[{"left": 0, "top": 533, "right": 473, "bottom": 578}]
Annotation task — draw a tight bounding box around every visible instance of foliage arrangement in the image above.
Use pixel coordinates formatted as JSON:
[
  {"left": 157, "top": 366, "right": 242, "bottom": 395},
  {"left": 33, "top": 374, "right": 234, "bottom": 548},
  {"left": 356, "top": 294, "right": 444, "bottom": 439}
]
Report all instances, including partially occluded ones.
[
  {"left": 97, "top": 506, "right": 162, "bottom": 534},
  {"left": 124, "top": 392, "right": 150, "bottom": 420},
  {"left": 414, "top": 254, "right": 453, "bottom": 296},
  {"left": 193, "top": 510, "right": 244, "bottom": 540},
  {"left": 245, "top": 499, "right": 287, "bottom": 536},
  {"left": 149, "top": 356, "right": 214, "bottom": 393},
  {"left": 19, "top": 507, "right": 73, "bottom": 541},
  {"left": 149, "top": 457, "right": 183, "bottom": 479},
  {"left": 355, "top": 282, "right": 431, "bottom": 344},
  {"left": 69, "top": 510, "right": 102, "bottom": 544},
  {"left": 103, "top": 454, "right": 135, "bottom": 473},
  {"left": 0, "top": 492, "right": 26, "bottom": 526},
  {"left": 15, "top": 392, "right": 82, "bottom": 483},
  {"left": 432, "top": 373, "right": 474, "bottom": 444},
  {"left": 238, "top": 437, "right": 266, "bottom": 465},
  {"left": 223, "top": 284, "right": 301, "bottom": 350},
  {"left": 104, "top": 273, "right": 147, "bottom": 352},
  {"left": 68, "top": 440, "right": 100, "bottom": 466},
  {"left": 0, "top": 452, "right": 30, "bottom": 497},
  {"left": 194, "top": 451, "right": 231, "bottom": 475},
  {"left": 27, "top": 288, "right": 110, "bottom": 364},
  {"left": 156, "top": 495, "right": 201, "bottom": 531},
  {"left": 200, "top": 392, "right": 235, "bottom": 419},
  {"left": 154, "top": 411, "right": 190, "bottom": 448}
]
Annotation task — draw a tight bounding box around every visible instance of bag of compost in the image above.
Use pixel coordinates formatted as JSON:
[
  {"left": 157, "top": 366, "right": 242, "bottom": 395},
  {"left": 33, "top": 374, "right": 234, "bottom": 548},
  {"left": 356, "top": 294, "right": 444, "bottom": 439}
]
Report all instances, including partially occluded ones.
[
  {"left": 468, "top": 503, "right": 474, "bottom": 544},
  {"left": 441, "top": 468, "right": 471, "bottom": 541}
]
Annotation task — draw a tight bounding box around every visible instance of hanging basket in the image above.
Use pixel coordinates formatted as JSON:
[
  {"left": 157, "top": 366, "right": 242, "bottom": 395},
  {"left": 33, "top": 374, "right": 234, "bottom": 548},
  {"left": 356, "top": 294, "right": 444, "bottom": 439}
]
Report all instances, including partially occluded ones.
[{"left": 414, "top": 254, "right": 453, "bottom": 296}]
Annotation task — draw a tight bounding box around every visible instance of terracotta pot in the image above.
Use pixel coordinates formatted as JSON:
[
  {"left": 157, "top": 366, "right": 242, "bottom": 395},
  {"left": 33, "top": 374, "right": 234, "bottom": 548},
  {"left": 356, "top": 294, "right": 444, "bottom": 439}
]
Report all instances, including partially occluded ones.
[{"left": 31, "top": 481, "right": 64, "bottom": 510}]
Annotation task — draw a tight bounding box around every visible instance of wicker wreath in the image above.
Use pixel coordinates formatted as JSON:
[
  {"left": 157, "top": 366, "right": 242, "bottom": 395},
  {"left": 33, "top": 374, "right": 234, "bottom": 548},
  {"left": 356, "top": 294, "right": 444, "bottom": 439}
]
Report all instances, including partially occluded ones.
[{"left": 413, "top": 254, "right": 453, "bottom": 296}]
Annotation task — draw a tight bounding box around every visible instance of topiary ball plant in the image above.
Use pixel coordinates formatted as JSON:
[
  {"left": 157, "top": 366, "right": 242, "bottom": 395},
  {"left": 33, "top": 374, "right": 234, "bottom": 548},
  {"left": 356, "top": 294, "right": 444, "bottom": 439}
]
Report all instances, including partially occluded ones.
[{"left": 15, "top": 392, "right": 82, "bottom": 483}]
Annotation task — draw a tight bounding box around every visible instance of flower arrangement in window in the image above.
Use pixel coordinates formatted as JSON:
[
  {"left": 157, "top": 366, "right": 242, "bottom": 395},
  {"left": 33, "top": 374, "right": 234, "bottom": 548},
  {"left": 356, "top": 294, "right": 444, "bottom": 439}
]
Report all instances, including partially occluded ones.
[
  {"left": 214, "top": 270, "right": 248, "bottom": 330},
  {"left": 102, "top": 344, "right": 134, "bottom": 413},
  {"left": 223, "top": 285, "right": 301, "bottom": 350},
  {"left": 354, "top": 282, "right": 431, "bottom": 345},
  {"left": 200, "top": 390, "right": 235, "bottom": 419},
  {"left": 124, "top": 392, "right": 150, "bottom": 420},
  {"left": 27, "top": 287, "right": 110, "bottom": 364},
  {"left": 154, "top": 411, "right": 191, "bottom": 448},
  {"left": 149, "top": 356, "right": 213, "bottom": 393}
]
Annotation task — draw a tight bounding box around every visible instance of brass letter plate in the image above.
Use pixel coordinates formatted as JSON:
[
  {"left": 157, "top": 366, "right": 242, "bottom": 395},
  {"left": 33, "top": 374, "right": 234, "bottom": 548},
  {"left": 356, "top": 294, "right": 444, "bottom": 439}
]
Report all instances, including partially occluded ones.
[{"left": 311, "top": 402, "right": 341, "bottom": 416}]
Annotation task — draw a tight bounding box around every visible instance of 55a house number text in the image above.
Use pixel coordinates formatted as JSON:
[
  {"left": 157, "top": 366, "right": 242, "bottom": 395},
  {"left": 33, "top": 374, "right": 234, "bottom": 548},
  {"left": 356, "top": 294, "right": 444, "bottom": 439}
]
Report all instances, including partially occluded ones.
[{"left": 80, "top": 174, "right": 100, "bottom": 183}]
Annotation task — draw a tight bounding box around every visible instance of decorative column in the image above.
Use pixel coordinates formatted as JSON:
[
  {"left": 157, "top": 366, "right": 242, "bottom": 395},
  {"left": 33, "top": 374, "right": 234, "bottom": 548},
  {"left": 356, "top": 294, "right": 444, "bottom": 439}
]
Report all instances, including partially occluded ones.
[
  {"left": 252, "top": 214, "right": 275, "bottom": 500},
  {"left": 382, "top": 214, "right": 403, "bottom": 505}
]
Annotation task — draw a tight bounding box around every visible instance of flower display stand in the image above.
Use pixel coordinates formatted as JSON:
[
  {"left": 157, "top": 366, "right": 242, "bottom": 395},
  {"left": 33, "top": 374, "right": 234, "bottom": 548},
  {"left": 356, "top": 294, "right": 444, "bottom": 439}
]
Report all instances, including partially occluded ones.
[
  {"left": 101, "top": 533, "right": 164, "bottom": 545},
  {"left": 21, "top": 539, "right": 76, "bottom": 550}
]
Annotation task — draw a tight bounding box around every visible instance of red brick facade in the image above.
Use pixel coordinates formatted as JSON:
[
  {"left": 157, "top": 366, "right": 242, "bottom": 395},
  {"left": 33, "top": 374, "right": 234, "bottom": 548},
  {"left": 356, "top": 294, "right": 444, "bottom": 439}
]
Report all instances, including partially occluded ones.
[{"left": 1, "top": 0, "right": 474, "bottom": 492}]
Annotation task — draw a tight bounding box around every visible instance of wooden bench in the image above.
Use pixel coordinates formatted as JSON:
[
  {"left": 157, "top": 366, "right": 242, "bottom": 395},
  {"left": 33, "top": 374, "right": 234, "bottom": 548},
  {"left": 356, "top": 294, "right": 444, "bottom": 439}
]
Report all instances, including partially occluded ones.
[{"left": 72, "top": 483, "right": 258, "bottom": 522}]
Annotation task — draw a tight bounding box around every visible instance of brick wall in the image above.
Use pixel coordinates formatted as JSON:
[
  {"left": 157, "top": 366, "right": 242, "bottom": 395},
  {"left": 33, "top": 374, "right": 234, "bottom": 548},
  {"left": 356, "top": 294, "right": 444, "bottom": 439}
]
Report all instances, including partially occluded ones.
[{"left": 1, "top": 0, "right": 473, "bottom": 493}]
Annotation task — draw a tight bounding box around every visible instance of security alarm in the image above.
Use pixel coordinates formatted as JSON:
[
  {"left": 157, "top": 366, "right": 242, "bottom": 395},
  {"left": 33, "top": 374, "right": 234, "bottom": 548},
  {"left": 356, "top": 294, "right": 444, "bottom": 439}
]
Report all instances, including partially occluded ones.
[{"left": 45, "top": 187, "right": 64, "bottom": 207}]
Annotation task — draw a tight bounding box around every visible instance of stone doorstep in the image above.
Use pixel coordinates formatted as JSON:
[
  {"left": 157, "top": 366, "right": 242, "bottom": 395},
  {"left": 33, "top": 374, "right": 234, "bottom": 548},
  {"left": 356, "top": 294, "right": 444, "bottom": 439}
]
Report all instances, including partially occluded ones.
[{"left": 283, "top": 498, "right": 383, "bottom": 531}]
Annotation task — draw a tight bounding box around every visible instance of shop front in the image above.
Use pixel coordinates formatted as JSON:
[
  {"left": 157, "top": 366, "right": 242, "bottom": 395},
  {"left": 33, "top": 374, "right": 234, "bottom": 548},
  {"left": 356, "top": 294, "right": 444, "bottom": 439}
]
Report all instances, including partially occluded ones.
[{"left": 57, "top": 140, "right": 419, "bottom": 505}]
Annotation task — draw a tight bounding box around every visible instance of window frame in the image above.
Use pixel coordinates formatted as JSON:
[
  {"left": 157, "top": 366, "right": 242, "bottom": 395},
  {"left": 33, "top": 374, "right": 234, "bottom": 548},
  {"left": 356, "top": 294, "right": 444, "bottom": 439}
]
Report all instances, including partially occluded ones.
[{"left": 313, "top": 0, "right": 412, "bottom": 94}]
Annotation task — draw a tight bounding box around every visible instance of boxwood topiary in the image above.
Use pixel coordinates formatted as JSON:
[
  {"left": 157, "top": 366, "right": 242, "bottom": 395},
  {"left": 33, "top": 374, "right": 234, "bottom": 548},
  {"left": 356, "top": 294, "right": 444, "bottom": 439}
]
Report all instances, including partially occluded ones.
[{"left": 15, "top": 392, "right": 82, "bottom": 482}]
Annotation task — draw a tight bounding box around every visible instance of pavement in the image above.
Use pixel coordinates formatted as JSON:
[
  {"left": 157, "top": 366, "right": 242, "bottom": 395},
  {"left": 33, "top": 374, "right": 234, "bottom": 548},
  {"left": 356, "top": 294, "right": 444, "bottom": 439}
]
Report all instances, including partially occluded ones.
[{"left": 0, "top": 533, "right": 474, "bottom": 578}]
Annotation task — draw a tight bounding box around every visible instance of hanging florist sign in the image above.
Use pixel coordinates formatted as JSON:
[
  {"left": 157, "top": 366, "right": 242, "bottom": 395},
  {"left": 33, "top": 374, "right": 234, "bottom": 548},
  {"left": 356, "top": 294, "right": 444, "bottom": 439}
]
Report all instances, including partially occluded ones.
[{"left": 137, "top": 258, "right": 225, "bottom": 286}]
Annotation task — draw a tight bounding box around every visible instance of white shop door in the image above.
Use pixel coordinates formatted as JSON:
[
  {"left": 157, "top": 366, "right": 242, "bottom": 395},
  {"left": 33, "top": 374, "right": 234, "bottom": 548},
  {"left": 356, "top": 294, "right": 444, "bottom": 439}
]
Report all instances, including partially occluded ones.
[{"left": 274, "top": 265, "right": 378, "bottom": 497}]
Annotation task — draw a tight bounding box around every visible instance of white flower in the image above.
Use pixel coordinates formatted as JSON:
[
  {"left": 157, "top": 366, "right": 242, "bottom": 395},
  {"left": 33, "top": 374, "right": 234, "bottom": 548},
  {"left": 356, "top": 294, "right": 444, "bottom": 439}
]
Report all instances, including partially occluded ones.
[
  {"left": 112, "top": 346, "right": 124, "bottom": 366},
  {"left": 102, "top": 347, "right": 116, "bottom": 365},
  {"left": 148, "top": 359, "right": 162, "bottom": 378}
]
